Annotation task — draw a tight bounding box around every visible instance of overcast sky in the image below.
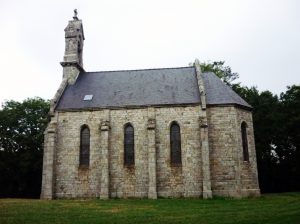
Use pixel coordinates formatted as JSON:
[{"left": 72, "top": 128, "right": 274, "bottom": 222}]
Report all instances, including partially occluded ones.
[{"left": 0, "top": 0, "right": 299, "bottom": 105}]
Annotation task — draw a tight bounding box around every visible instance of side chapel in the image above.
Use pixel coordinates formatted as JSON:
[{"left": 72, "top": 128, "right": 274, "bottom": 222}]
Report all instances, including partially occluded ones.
[{"left": 41, "top": 11, "right": 260, "bottom": 199}]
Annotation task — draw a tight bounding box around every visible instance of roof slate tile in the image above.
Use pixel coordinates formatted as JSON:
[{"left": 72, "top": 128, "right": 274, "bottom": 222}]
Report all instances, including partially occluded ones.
[{"left": 56, "top": 67, "right": 251, "bottom": 110}]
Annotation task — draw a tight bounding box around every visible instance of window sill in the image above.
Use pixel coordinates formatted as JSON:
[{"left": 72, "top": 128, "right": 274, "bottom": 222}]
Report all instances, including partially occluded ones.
[
  {"left": 171, "top": 163, "right": 182, "bottom": 167},
  {"left": 242, "top": 161, "right": 250, "bottom": 165},
  {"left": 78, "top": 165, "right": 89, "bottom": 170},
  {"left": 124, "top": 165, "right": 135, "bottom": 169}
]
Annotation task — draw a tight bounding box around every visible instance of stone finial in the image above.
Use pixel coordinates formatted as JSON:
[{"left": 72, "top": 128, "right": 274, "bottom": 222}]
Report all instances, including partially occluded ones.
[
  {"left": 73, "top": 9, "right": 79, "bottom": 20},
  {"left": 44, "top": 120, "right": 57, "bottom": 134},
  {"left": 199, "top": 116, "right": 208, "bottom": 128},
  {"left": 147, "top": 118, "right": 156, "bottom": 130},
  {"left": 194, "top": 58, "right": 200, "bottom": 66},
  {"left": 100, "top": 120, "right": 110, "bottom": 131}
]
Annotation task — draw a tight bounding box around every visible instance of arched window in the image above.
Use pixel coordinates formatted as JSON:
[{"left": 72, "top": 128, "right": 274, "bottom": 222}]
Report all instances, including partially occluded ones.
[
  {"left": 80, "top": 125, "right": 90, "bottom": 166},
  {"left": 241, "top": 122, "right": 249, "bottom": 161},
  {"left": 170, "top": 122, "right": 182, "bottom": 165},
  {"left": 124, "top": 123, "right": 134, "bottom": 166}
]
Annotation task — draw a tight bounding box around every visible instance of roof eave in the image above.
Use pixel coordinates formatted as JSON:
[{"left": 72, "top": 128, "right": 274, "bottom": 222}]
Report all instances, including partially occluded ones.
[
  {"left": 55, "top": 102, "right": 201, "bottom": 112},
  {"left": 206, "top": 103, "right": 253, "bottom": 111}
]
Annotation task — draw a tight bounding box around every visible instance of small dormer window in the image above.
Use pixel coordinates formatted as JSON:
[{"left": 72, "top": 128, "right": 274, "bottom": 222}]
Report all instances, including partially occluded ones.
[{"left": 83, "top": 95, "right": 93, "bottom": 101}]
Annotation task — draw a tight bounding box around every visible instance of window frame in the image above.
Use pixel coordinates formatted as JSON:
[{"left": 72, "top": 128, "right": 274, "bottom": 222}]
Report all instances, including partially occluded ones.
[
  {"left": 170, "top": 121, "right": 182, "bottom": 166},
  {"left": 241, "top": 121, "right": 249, "bottom": 162},
  {"left": 124, "top": 123, "right": 135, "bottom": 167},
  {"left": 79, "top": 125, "right": 90, "bottom": 167}
]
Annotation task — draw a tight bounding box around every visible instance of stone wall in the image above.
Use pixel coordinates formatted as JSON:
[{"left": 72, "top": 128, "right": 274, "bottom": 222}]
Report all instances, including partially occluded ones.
[
  {"left": 52, "top": 105, "right": 204, "bottom": 198},
  {"left": 155, "top": 107, "right": 202, "bottom": 197},
  {"left": 55, "top": 111, "right": 106, "bottom": 198},
  {"left": 206, "top": 106, "right": 260, "bottom": 197},
  {"left": 109, "top": 108, "right": 149, "bottom": 198},
  {"left": 235, "top": 108, "right": 260, "bottom": 197},
  {"left": 43, "top": 104, "right": 259, "bottom": 199}
]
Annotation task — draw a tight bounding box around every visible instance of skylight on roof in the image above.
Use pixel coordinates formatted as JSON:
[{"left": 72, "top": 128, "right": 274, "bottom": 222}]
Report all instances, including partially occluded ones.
[{"left": 83, "top": 95, "right": 93, "bottom": 101}]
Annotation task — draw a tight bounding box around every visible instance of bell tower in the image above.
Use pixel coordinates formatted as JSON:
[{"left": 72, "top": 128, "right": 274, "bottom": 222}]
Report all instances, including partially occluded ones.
[{"left": 60, "top": 9, "right": 85, "bottom": 84}]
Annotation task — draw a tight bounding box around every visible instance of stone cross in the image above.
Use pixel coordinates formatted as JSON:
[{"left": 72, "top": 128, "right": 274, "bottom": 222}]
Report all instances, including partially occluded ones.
[{"left": 73, "top": 9, "right": 78, "bottom": 20}]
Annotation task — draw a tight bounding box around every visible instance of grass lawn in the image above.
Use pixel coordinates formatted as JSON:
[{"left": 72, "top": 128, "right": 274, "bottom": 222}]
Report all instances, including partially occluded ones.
[{"left": 0, "top": 193, "right": 299, "bottom": 224}]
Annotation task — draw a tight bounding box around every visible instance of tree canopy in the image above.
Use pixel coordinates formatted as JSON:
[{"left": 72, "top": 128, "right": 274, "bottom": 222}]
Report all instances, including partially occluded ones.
[
  {"left": 200, "top": 61, "right": 239, "bottom": 86},
  {"left": 0, "top": 98, "right": 49, "bottom": 198}
]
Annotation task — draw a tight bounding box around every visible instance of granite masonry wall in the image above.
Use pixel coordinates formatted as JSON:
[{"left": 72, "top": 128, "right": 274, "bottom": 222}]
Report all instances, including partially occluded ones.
[
  {"left": 155, "top": 107, "right": 202, "bottom": 198},
  {"left": 206, "top": 106, "right": 260, "bottom": 197},
  {"left": 236, "top": 107, "right": 260, "bottom": 196},
  {"left": 41, "top": 104, "right": 260, "bottom": 199},
  {"left": 55, "top": 111, "right": 106, "bottom": 198},
  {"left": 50, "top": 105, "right": 205, "bottom": 198}
]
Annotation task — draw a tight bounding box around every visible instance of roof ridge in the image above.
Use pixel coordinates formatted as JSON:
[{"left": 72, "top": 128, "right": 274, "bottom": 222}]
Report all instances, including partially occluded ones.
[{"left": 84, "top": 66, "right": 195, "bottom": 74}]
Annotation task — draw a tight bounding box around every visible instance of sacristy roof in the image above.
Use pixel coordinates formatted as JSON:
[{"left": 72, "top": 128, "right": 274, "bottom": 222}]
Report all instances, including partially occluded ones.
[{"left": 56, "top": 66, "right": 251, "bottom": 110}]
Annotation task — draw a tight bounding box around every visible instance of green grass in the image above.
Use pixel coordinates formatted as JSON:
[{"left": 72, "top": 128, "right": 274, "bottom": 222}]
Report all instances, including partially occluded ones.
[{"left": 0, "top": 193, "right": 299, "bottom": 224}]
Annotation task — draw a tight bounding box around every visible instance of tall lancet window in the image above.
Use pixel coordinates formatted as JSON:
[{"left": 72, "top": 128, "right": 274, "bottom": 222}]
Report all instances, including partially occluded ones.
[
  {"left": 80, "top": 125, "right": 90, "bottom": 166},
  {"left": 170, "top": 122, "right": 182, "bottom": 165},
  {"left": 241, "top": 122, "right": 249, "bottom": 161},
  {"left": 124, "top": 123, "right": 134, "bottom": 166}
]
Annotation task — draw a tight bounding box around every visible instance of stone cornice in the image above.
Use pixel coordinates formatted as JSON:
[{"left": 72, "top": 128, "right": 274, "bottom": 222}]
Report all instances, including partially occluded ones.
[
  {"left": 60, "top": 61, "right": 85, "bottom": 72},
  {"left": 54, "top": 103, "right": 201, "bottom": 113}
]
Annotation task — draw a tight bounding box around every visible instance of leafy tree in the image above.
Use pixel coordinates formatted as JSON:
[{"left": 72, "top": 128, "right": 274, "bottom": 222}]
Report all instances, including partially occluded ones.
[
  {"left": 276, "top": 85, "right": 300, "bottom": 191},
  {"left": 200, "top": 61, "right": 240, "bottom": 86},
  {"left": 0, "top": 97, "right": 49, "bottom": 198},
  {"left": 247, "top": 89, "right": 281, "bottom": 192}
]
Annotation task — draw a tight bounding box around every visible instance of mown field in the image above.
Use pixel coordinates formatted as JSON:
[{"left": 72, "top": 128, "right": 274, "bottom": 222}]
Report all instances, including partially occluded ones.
[{"left": 0, "top": 193, "right": 299, "bottom": 224}]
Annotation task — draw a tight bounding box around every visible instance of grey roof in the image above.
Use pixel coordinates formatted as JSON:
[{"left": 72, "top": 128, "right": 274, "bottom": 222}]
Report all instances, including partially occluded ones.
[
  {"left": 202, "top": 72, "right": 251, "bottom": 108},
  {"left": 56, "top": 67, "right": 251, "bottom": 110},
  {"left": 56, "top": 67, "right": 201, "bottom": 110}
]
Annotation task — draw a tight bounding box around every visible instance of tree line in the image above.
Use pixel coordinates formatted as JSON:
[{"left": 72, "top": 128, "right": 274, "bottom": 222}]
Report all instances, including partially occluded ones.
[
  {"left": 0, "top": 62, "right": 299, "bottom": 197},
  {"left": 0, "top": 98, "right": 49, "bottom": 198}
]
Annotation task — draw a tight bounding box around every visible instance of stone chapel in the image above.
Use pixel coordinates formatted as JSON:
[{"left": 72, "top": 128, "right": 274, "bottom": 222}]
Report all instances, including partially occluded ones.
[{"left": 41, "top": 12, "right": 260, "bottom": 199}]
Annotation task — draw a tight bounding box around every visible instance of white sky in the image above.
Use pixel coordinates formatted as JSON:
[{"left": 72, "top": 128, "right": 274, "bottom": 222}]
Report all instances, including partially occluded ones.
[{"left": 0, "top": 0, "right": 299, "bottom": 105}]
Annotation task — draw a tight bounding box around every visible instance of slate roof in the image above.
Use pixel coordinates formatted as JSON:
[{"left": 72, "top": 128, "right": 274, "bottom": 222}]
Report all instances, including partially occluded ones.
[
  {"left": 56, "top": 67, "right": 251, "bottom": 110},
  {"left": 202, "top": 72, "right": 251, "bottom": 108},
  {"left": 56, "top": 67, "right": 200, "bottom": 109}
]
